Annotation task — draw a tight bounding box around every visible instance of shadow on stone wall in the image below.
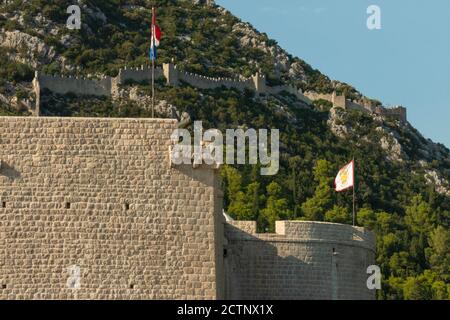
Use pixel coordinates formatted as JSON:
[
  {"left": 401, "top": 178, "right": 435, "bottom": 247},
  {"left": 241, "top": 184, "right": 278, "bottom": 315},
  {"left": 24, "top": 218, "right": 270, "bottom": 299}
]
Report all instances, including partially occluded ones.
[
  {"left": 224, "top": 222, "right": 375, "bottom": 300},
  {"left": 0, "top": 161, "right": 21, "bottom": 181},
  {"left": 171, "top": 164, "right": 218, "bottom": 188},
  {"left": 224, "top": 224, "right": 312, "bottom": 300}
]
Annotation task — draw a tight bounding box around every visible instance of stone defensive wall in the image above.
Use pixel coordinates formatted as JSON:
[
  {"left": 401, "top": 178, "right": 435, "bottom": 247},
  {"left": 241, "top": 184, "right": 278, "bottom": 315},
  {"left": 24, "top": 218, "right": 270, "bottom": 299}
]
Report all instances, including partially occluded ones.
[
  {"left": 31, "top": 62, "right": 405, "bottom": 122},
  {"left": 176, "top": 69, "right": 253, "bottom": 91},
  {"left": 32, "top": 63, "right": 312, "bottom": 113},
  {"left": 34, "top": 73, "right": 112, "bottom": 96},
  {"left": 0, "top": 116, "right": 224, "bottom": 299},
  {"left": 304, "top": 91, "right": 407, "bottom": 122},
  {"left": 375, "top": 105, "right": 407, "bottom": 123},
  {"left": 303, "top": 91, "right": 345, "bottom": 108},
  {"left": 224, "top": 220, "right": 376, "bottom": 300},
  {"left": 116, "top": 65, "right": 164, "bottom": 85}
]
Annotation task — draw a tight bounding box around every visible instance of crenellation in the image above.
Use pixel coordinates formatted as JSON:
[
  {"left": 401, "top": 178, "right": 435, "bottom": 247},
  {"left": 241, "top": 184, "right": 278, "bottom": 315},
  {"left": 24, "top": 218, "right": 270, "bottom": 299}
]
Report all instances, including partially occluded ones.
[
  {"left": 32, "top": 62, "right": 311, "bottom": 110},
  {"left": 30, "top": 62, "right": 404, "bottom": 122},
  {"left": 304, "top": 91, "right": 407, "bottom": 122},
  {"left": 224, "top": 220, "right": 375, "bottom": 300}
]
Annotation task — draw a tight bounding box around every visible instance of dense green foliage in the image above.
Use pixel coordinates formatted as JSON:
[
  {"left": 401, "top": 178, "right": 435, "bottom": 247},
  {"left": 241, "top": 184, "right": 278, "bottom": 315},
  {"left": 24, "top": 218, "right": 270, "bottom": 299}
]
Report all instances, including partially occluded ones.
[
  {"left": 0, "top": 0, "right": 448, "bottom": 300},
  {"left": 0, "top": 48, "right": 34, "bottom": 89},
  {"left": 40, "top": 89, "right": 155, "bottom": 118}
]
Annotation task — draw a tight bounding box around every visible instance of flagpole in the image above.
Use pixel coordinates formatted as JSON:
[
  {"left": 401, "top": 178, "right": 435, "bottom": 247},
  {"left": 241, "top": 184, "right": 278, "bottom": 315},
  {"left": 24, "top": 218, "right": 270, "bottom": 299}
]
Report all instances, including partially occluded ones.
[
  {"left": 151, "top": 7, "right": 155, "bottom": 118},
  {"left": 152, "top": 51, "right": 155, "bottom": 117},
  {"left": 352, "top": 157, "right": 356, "bottom": 226}
]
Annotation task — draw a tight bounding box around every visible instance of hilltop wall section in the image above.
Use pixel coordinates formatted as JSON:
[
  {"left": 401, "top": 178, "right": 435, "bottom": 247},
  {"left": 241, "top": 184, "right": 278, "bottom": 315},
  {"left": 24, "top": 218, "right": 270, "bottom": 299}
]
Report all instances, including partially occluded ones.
[
  {"left": 302, "top": 91, "right": 346, "bottom": 108},
  {"left": 176, "top": 69, "right": 251, "bottom": 91},
  {"left": 36, "top": 73, "right": 112, "bottom": 97},
  {"left": 375, "top": 106, "right": 407, "bottom": 122},
  {"left": 224, "top": 221, "right": 376, "bottom": 300},
  {"left": 33, "top": 63, "right": 311, "bottom": 112},
  {"left": 0, "top": 116, "right": 224, "bottom": 299},
  {"left": 116, "top": 65, "right": 164, "bottom": 85},
  {"left": 304, "top": 91, "right": 407, "bottom": 122},
  {"left": 32, "top": 62, "right": 405, "bottom": 122}
]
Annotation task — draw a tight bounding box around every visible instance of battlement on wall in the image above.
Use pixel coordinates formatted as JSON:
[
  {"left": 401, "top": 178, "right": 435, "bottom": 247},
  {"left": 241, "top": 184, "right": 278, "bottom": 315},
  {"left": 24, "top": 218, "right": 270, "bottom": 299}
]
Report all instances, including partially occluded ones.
[
  {"left": 224, "top": 220, "right": 376, "bottom": 300},
  {"left": 375, "top": 105, "right": 407, "bottom": 123},
  {"left": 225, "top": 220, "right": 375, "bottom": 249},
  {"left": 304, "top": 90, "right": 407, "bottom": 122},
  {"left": 176, "top": 69, "right": 252, "bottom": 91},
  {"left": 116, "top": 65, "right": 164, "bottom": 85},
  {"left": 32, "top": 62, "right": 312, "bottom": 114},
  {"left": 185, "top": 0, "right": 215, "bottom": 6},
  {"left": 303, "top": 91, "right": 347, "bottom": 109},
  {"left": 32, "top": 62, "right": 401, "bottom": 122},
  {"left": 35, "top": 72, "right": 112, "bottom": 96}
]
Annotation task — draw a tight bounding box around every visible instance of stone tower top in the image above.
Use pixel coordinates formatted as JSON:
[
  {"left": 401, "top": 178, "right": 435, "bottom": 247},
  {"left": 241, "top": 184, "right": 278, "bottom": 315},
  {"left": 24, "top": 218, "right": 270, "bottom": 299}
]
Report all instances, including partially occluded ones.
[{"left": 193, "top": 0, "right": 215, "bottom": 6}]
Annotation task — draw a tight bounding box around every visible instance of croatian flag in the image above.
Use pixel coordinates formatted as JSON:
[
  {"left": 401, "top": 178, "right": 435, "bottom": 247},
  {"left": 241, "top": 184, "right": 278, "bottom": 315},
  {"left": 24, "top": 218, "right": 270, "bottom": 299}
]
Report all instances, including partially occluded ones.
[{"left": 150, "top": 8, "right": 161, "bottom": 61}]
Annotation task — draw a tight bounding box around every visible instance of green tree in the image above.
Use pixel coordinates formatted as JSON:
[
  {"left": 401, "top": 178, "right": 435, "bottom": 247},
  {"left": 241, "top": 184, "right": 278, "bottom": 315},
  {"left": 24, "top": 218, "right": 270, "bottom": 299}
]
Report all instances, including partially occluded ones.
[
  {"left": 300, "top": 159, "right": 335, "bottom": 221},
  {"left": 384, "top": 276, "right": 405, "bottom": 300},
  {"left": 259, "top": 182, "right": 292, "bottom": 232},
  {"left": 403, "top": 270, "right": 449, "bottom": 300},
  {"left": 228, "top": 182, "right": 261, "bottom": 221},
  {"left": 403, "top": 276, "right": 433, "bottom": 300},
  {"left": 288, "top": 156, "right": 302, "bottom": 218},
  {"left": 389, "top": 251, "right": 416, "bottom": 277},
  {"left": 425, "top": 226, "right": 450, "bottom": 276},
  {"left": 404, "top": 195, "right": 436, "bottom": 235},
  {"left": 431, "top": 280, "right": 449, "bottom": 300},
  {"left": 325, "top": 205, "right": 351, "bottom": 224},
  {"left": 357, "top": 207, "right": 377, "bottom": 230},
  {"left": 312, "top": 159, "right": 335, "bottom": 185},
  {"left": 221, "top": 166, "right": 261, "bottom": 221},
  {"left": 376, "top": 211, "right": 395, "bottom": 234},
  {"left": 221, "top": 165, "right": 243, "bottom": 212}
]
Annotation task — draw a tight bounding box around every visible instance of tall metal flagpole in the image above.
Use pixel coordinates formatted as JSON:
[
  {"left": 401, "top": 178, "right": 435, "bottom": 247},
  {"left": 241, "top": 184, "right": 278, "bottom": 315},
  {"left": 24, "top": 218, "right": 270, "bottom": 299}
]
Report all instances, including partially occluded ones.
[
  {"left": 352, "top": 157, "right": 356, "bottom": 226},
  {"left": 151, "top": 7, "right": 155, "bottom": 118}
]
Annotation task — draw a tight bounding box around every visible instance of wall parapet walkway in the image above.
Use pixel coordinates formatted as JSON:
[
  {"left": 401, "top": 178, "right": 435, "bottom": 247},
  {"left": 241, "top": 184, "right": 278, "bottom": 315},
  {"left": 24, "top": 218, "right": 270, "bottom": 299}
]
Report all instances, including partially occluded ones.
[
  {"left": 304, "top": 91, "right": 407, "bottom": 122},
  {"left": 32, "top": 63, "right": 312, "bottom": 114},
  {"left": 224, "top": 220, "right": 376, "bottom": 300},
  {"left": 31, "top": 62, "right": 405, "bottom": 122}
]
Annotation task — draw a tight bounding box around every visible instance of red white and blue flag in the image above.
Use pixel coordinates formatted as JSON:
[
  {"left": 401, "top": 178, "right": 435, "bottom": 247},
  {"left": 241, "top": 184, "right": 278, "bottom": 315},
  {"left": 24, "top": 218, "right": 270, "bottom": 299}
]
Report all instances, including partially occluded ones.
[{"left": 150, "top": 8, "right": 161, "bottom": 61}]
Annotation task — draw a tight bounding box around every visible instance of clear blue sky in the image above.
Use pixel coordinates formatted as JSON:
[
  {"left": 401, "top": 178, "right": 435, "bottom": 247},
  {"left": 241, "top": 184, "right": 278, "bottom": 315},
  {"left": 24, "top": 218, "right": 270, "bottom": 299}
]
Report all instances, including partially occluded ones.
[{"left": 216, "top": 0, "right": 450, "bottom": 148}]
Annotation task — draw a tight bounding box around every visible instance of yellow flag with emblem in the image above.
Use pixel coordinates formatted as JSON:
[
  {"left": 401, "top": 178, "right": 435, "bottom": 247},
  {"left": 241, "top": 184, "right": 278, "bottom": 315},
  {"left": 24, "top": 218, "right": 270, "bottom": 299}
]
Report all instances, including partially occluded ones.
[{"left": 335, "top": 160, "right": 354, "bottom": 192}]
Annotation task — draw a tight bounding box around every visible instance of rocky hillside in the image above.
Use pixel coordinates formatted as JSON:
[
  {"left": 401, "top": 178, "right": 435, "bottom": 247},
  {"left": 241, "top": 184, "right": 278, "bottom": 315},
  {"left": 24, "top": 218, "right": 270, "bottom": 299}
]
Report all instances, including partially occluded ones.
[{"left": 0, "top": 0, "right": 449, "bottom": 300}]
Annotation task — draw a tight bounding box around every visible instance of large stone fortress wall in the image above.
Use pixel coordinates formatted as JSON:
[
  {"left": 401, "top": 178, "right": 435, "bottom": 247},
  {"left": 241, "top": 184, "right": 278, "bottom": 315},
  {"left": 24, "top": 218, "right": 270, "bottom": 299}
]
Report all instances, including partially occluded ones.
[
  {"left": 0, "top": 117, "right": 224, "bottom": 299},
  {"left": 224, "top": 221, "right": 375, "bottom": 300},
  {"left": 0, "top": 116, "right": 376, "bottom": 300}
]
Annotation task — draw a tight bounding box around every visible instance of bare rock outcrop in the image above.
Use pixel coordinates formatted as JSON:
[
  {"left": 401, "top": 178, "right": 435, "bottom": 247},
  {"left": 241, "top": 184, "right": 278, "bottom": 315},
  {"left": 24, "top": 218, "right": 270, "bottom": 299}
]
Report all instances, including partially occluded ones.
[{"left": 0, "top": 30, "right": 65, "bottom": 68}]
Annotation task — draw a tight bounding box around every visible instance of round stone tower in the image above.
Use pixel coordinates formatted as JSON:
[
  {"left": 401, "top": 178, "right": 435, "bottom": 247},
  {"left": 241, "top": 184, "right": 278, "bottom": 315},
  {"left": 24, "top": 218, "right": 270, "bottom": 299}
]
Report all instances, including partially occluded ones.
[{"left": 224, "top": 220, "right": 376, "bottom": 300}]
